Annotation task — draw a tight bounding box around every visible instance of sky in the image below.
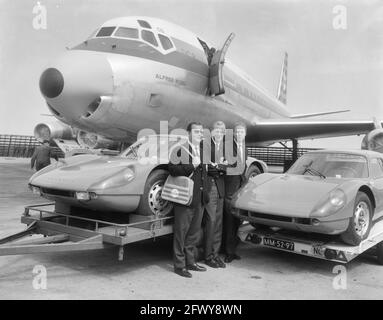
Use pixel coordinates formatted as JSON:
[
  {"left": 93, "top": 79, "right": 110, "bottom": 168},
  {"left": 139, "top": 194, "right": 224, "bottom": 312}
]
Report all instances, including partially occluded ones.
[{"left": 0, "top": 0, "right": 382, "bottom": 148}]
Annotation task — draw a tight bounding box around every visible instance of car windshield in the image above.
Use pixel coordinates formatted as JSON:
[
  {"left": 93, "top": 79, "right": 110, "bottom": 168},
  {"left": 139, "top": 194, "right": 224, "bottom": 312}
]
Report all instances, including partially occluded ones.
[
  {"left": 120, "top": 136, "right": 188, "bottom": 159},
  {"left": 287, "top": 152, "right": 368, "bottom": 179}
]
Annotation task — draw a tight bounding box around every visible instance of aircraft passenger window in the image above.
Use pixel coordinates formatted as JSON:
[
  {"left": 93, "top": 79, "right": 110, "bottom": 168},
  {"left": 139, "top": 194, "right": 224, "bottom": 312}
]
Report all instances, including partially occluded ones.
[
  {"left": 96, "top": 27, "right": 116, "bottom": 37},
  {"left": 141, "top": 30, "right": 158, "bottom": 47},
  {"left": 114, "top": 27, "right": 139, "bottom": 39},
  {"left": 138, "top": 20, "right": 151, "bottom": 29},
  {"left": 158, "top": 34, "right": 173, "bottom": 50}
]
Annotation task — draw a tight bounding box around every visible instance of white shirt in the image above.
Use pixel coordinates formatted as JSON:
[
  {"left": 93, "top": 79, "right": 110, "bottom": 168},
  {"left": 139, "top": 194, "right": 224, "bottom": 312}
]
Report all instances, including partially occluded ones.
[
  {"left": 190, "top": 143, "right": 201, "bottom": 166},
  {"left": 213, "top": 138, "right": 221, "bottom": 152},
  {"left": 235, "top": 139, "right": 244, "bottom": 162}
]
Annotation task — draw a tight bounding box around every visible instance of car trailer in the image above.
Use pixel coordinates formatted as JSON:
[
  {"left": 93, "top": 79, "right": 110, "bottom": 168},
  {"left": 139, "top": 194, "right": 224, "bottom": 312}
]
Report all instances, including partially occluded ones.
[
  {"left": 0, "top": 203, "right": 173, "bottom": 260},
  {"left": 238, "top": 218, "right": 383, "bottom": 265}
]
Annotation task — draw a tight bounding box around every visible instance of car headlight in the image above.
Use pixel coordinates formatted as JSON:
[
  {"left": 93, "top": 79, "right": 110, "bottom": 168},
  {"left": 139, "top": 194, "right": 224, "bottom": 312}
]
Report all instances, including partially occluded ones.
[
  {"left": 329, "top": 189, "right": 346, "bottom": 207},
  {"left": 311, "top": 188, "right": 347, "bottom": 217}
]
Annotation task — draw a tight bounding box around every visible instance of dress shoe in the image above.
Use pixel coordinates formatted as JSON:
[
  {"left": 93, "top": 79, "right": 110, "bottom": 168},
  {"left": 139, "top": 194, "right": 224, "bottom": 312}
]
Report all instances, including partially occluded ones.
[
  {"left": 224, "top": 253, "right": 241, "bottom": 263},
  {"left": 187, "top": 263, "right": 207, "bottom": 272},
  {"left": 205, "top": 259, "right": 220, "bottom": 268},
  {"left": 214, "top": 257, "right": 226, "bottom": 268},
  {"left": 174, "top": 267, "right": 192, "bottom": 278}
]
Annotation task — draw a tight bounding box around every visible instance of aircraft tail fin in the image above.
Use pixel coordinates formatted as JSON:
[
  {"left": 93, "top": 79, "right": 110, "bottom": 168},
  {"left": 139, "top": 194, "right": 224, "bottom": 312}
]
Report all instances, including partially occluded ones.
[{"left": 277, "top": 52, "right": 288, "bottom": 104}]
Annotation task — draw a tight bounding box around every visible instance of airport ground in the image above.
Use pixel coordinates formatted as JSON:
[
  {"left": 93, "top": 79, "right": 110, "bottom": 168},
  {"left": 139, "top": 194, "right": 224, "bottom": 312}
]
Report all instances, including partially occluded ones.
[{"left": 0, "top": 158, "right": 382, "bottom": 300}]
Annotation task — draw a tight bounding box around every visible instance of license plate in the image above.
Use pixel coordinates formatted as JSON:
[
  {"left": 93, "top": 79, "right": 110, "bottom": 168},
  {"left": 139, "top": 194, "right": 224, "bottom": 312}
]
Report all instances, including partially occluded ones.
[{"left": 263, "top": 237, "right": 295, "bottom": 251}]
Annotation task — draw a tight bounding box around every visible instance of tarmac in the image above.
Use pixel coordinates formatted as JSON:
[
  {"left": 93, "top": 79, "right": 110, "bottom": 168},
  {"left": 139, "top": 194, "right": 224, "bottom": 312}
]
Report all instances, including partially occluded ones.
[{"left": 0, "top": 157, "right": 382, "bottom": 300}]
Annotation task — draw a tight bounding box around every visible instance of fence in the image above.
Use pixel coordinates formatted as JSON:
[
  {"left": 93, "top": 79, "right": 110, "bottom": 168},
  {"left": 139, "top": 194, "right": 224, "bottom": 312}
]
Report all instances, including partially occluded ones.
[
  {"left": 0, "top": 135, "right": 63, "bottom": 158},
  {"left": 0, "top": 134, "right": 318, "bottom": 165},
  {"left": 247, "top": 146, "right": 318, "bottom": 166}
]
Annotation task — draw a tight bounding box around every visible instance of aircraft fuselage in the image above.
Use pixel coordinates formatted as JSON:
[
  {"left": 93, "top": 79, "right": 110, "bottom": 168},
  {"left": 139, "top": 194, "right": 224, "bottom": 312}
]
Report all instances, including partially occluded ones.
[{"left": 39, "top": 16, "right": 290, "bottom": 145}]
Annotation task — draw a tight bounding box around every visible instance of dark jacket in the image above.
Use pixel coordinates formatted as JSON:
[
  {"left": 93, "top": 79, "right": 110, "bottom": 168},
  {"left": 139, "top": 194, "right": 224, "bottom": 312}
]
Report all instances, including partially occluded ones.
[
  {"left": 168, "top": 141, "right": 210, "bottom": 207},
  {"left": 207, "top": 138, "right": 227, "bottom": 198},
  {"left": 224, "top": 139, "right": 247, "bottom": 196},
  {"left": 31, "top": 145, "right": 58, "bottom": 170}
]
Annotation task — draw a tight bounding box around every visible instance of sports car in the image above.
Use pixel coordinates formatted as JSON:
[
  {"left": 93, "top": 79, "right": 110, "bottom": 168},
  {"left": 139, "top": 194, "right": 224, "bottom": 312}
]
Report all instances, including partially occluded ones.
[
  {"left": 29, "top": 135, "right": 190, "bottom": 217},
  {"left": 232, "top": 149, "right": 383, "bottom": 245}
]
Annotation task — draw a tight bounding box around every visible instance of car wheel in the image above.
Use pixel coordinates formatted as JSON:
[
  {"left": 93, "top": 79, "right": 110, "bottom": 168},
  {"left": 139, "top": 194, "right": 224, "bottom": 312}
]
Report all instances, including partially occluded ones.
[
  {"left": 377, "top": 242, "right": 383, "bottom": 265},
  {"left": 246, "top": 165, "right": 261, "bottom": 181},
  {"left": 340, "top": 192, "right": 373, "bottom": 246},
  {"left": 137, "top": 169, "right": 174, "bottom": 217}
]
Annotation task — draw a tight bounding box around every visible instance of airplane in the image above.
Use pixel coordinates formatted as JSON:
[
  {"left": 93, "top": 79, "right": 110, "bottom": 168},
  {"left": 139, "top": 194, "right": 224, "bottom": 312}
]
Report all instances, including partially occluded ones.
[{"left": 36, "top": 16, "right": 383, "bottom": 152}]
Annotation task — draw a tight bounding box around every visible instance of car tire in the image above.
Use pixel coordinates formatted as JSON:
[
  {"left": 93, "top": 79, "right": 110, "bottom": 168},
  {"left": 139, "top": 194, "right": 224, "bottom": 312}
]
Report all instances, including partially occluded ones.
[
  {"left": 377, "top": 242, "right": 383, "bottom": 265},
  {"left": 137, "top": 169, "right": 174, "bottom": 217},
  {"left": 246, "top": 165, "right": 262, "bottom": 181},
  {"left": 340, "top": 192, "right": 373, "bottom": 246}
]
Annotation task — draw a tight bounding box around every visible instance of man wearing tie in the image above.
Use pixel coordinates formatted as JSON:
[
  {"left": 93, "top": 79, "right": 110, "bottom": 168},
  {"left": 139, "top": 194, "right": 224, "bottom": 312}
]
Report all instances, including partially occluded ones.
[
  {"left": 168, "top": 122, "right": 209, "bottom": 278},
  {"left": 204, "top": 121, "right": 227, "bottom": 268},
  {"left": 223, "top": 122, "right": 247, "bottom": 263}
]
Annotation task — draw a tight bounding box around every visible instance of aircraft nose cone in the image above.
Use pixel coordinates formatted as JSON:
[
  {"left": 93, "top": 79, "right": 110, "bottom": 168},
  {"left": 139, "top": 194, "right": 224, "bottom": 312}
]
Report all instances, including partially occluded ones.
[
  {"left": 40, "top": 51, "right": 114, "bottom": 125},
  {"left": 39, "top": 68, "right": 64, "bottom": 98}
]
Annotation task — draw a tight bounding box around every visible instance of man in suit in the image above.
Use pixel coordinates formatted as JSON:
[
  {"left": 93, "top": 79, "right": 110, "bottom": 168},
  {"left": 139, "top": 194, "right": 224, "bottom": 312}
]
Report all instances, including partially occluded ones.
[
  {"left": 31, "top": 140, "right": 58, "bottom": 171},
  {"left": 168, "top": 122, "right": 209, "bottom": 278},
  {"left": 204, "top": 121, "right": 227, "bottom": 268},
  {"left": 223, "top": 122, "right": 247, "bottom": 263}
]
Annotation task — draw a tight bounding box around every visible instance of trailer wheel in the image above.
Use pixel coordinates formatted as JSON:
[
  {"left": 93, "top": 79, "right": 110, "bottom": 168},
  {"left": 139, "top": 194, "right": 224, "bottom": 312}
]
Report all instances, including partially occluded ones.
[
  {"left": 137, "top": 169, "right": 173, "bottom": 217},
  {"left": 377, "top": 242, "right": 383, "bottom": 265},
  {"left": 340, "top": 192, "right": 373, "bottom": 246}
]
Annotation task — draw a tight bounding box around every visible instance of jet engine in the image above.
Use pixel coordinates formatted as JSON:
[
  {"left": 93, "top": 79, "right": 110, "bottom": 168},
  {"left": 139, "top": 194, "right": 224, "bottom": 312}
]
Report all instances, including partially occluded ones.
[
  {"left": 34, "top": 121, "right": 75, "bottom": 141},
  {"left": 76, "top": 130, "right": 119, "bottom": 150},
  {"left": 361, "top": 129, "right": 383, "bottom": 153}
]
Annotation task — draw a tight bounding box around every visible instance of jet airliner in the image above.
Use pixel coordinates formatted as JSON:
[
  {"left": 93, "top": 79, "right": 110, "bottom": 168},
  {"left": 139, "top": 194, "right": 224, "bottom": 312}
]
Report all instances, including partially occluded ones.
[{"left": 37, "top": 16, "right": 383, "bottom": 149}]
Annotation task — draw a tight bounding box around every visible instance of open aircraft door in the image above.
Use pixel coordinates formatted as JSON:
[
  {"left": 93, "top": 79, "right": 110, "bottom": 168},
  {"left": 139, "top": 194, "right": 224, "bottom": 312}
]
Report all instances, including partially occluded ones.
[{"left": 209, "top": 33, "right": 235, "bottom": 96}]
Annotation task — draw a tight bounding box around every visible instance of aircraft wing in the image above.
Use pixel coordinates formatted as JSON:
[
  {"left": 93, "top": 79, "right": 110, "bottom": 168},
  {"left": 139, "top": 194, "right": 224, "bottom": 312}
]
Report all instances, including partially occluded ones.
[{"left": 248, "top": 119, "right": 379, "bottom": 145}]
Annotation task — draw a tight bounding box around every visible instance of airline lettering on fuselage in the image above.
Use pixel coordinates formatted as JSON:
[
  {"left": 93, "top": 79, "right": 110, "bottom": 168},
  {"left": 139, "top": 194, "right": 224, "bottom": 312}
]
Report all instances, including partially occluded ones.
[{"left": 156, "top": 73, "right": 186, "bottom": 86}]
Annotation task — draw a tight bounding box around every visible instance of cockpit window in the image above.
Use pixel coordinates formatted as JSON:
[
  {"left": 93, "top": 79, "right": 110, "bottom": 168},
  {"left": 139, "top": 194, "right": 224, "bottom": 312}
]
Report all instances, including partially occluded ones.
[
  {"left": 114, "top": 27, "right": 139, "bottom": 39},
  {"left": 141, "top": 30, "right": 158, "bottom": 47},
  {"left": 138, "top": 20, "right": 151, "bottom": 29},
  {"left": 158, "top": 34, "right": 173, "bottom": 50},
  {"left": 96, "top": 27, "right": 116, "bottom": 37}
]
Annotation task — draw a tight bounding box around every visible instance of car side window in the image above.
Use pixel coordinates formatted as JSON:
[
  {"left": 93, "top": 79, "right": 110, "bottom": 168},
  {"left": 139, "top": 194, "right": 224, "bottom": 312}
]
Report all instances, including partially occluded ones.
[{"left": 369, "top": 158, "right": 383, "bottom": 178}]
